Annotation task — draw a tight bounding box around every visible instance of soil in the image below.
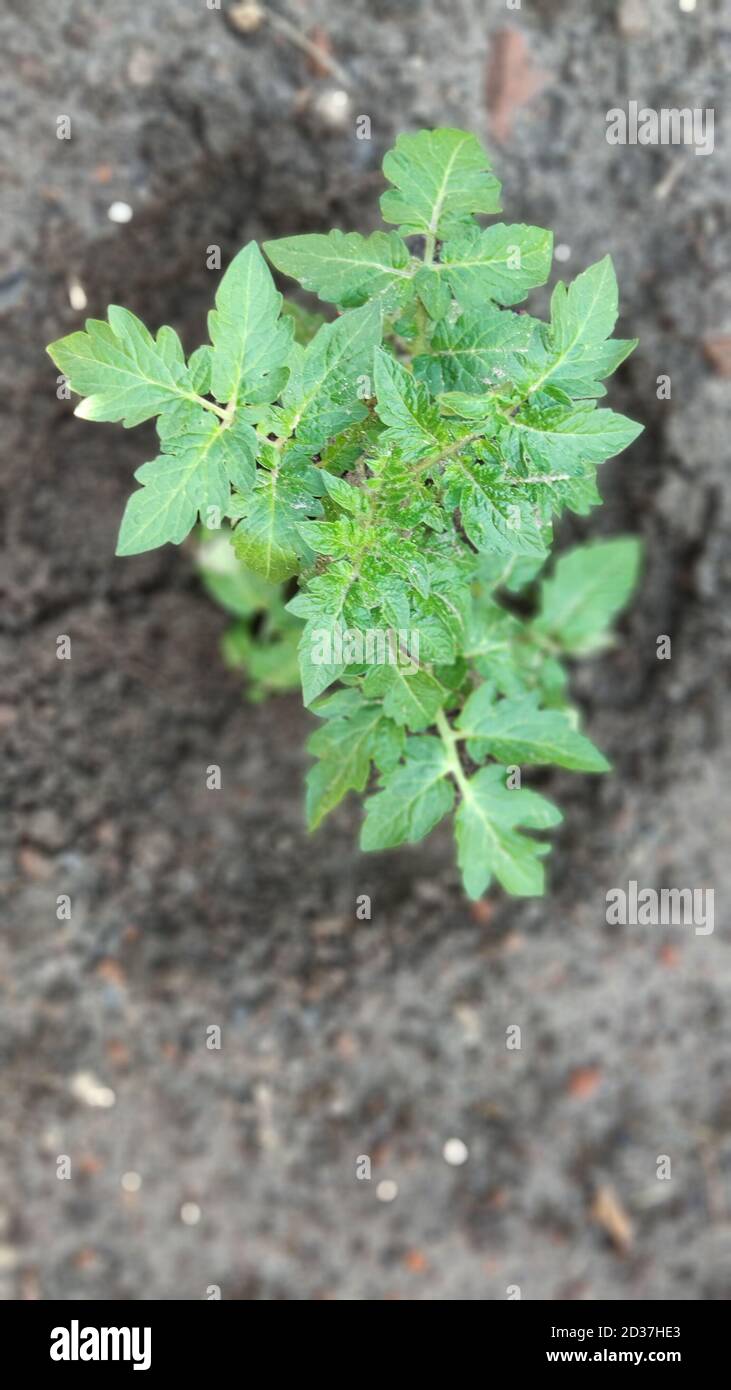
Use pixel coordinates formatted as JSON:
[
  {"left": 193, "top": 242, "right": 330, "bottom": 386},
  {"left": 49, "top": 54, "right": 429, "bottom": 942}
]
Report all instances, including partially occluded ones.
[{"left": 2, "top": 0, "right": 730, "bottom": 1300}]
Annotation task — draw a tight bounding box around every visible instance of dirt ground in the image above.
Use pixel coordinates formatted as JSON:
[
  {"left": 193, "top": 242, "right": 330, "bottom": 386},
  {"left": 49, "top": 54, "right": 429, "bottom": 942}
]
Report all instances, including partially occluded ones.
[{"left": 2, "top": 0, "right": 730, "bottom": 1300}]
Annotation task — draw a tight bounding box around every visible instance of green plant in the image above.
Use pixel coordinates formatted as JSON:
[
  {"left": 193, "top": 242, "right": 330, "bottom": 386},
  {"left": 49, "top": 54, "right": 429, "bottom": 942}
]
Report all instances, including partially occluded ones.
[{"left": 47, "top": 127, "right": 642, "bottom": 899}]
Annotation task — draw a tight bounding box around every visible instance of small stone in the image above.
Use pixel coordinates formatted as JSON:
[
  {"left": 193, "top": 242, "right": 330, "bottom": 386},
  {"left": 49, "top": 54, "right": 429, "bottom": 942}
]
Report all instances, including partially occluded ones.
[
  {"left": 69, "top": 1072, "right": 116, "bottom": 1108},
  {"left": 127, "top": 47, "right": 157, "bottom": 86},
  {"left": 107, "top": 201, "right": 133, "bottom": 224},
  {"left": 228, "top": 2, "right": 264, "bottom": 33},
  {"left": 376, "top": 1180, "right": 398, "bottom": 1202},
  {"left": 312, "top": 87, "right": 351, "bottom": 129},
  {"left": 68, "top": 278, "right": 88, "bottom": 311},
  {"left": 443, "top": 1137, "right": 469, "bottom": 1166},
  {"left": 617, "top": 0, "right": 649, "bottom": 37}
]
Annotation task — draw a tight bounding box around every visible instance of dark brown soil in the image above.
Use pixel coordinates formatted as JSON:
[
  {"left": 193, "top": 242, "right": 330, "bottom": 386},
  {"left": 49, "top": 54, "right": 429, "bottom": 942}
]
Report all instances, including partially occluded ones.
[{"left": 2, "top": 0, "right": 730, "bottom": 1300}]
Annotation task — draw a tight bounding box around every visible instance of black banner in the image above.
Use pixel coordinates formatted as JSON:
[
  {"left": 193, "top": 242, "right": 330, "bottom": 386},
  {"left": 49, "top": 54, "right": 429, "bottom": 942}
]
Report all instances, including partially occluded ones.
[{"left": 1, "top": 1300, "right": 726, "bottom": 1374}]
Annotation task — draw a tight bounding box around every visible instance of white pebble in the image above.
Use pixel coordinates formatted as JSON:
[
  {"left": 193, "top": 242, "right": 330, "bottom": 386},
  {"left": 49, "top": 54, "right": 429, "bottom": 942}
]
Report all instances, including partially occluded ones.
[
  {"left": 375, "top": 1180, "right": 398, "bottom": 1203},
  {"left": 121, "top": 1171, "right": 142, "bottom": 1193},
  {"left": 554, "top": 243, "right": 571, "bottom": 262},
  {"left": 180, "top": 1202, "right": 201, "bottom": 1226},
  {"left": 443, "top": 1137, "right": 469, "bottom": 1166},
  {"left": 313, "top": 88, "right": 351, "bottom": 129},
  {"left": 68, "top": 278, "right": 87, "bottom": 311},
  {"left": 679, "top": 0, "right": 696, "bottom": 11},
  {"left": 69, "top": 1071, "right": 116, "bottom": 1108},
  {"left": 107, "top": 201, "right": 133, "bottom": 224}
]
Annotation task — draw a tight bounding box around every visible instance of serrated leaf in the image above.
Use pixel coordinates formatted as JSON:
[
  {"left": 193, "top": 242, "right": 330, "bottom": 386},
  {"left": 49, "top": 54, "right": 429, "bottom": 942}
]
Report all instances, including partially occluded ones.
[
  {"left": 455, "top": 764, "right": 562, "bottom": 898},
  {"left": 48, "top": 309, "right": 195, "bottom": 428},
  {"left": 320, "top": 471, "right": 367, "bottom": 514},
  {"left": 361, "top": 736, "right": 454, "bottom": 850},
  {"left": 456, "top": 688, "right": 610, "bottom": 771},
  {"left": 116, "top": 405, "right": 256, "bottom": 555},
  {"left": 523, "top": 255, "right": 636, "bottom": 399},
  {"left": 379, "top": 666, "right": 447, "bottom": 731},
  {"left": 373, "top": 348, "right": 442, "bottom": 458},
  {"left": 551, "top": 255, "right": 618, "bottom": 353},
  {"left": 413, "top": 306, "right": 535, "bottom": 393},
  {"left": 232, "top": 452, "right": 321, "bottom": 582},
  {"left": 506, "top": 404, "right": 644, "bottom": 474},
  {"left": 380, "top": 128, "right": 502, "bottom": 239},
  {"left": 533, "top": 537, "right": 641, "bottom": 653},
  {"left": 287, "top": 562, "right": 359, "bottom": 704},
  {"left": 265, "top": 229, "right": 413, "bottom": 308},
  {"left": 413, "top": 265, "right": 452, "bottom": 321},
  {"left": 188, "top": 344, "right": 213, "bottom": 395},
  {"left": 441, "top": 223, "right": 553, "bottom": 308},
  {"left": 283, "top": 302, "right": 382, "bottom": 452},
  {"left": 444, "top": 458, "right": 548, "bottom": 557},
  {"left": 208, "top": 242, "right": 293, "bottom": 405},
  {"left": 306, "top": 702, "right": 385, "bottom": 829}
]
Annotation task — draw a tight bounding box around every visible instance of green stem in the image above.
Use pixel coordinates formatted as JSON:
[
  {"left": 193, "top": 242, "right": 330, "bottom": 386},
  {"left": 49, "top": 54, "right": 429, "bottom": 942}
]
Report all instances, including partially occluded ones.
[
  {"left": 436, "top": 708, "right": 471, "bottom": 800},
  {"left": 413, "top": 429, "right": 486, "bottom": 476},
  {"left": 187, "top": 392, "right": 229, "bottom": 422}
]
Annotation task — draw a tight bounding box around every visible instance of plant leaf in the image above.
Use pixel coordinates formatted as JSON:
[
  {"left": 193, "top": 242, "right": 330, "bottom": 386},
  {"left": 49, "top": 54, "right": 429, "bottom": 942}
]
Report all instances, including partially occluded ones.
[
  {"left": 283, "top": 302, "right": 382, "bottom": 453},
  {"left": 533, "top": 537, "right": 641, "bottom": 652},
  {"left": 455, "top": 764, "right": 562, "bottom": 898},
  {"left": 456, "top": 688, "right": 610, "bottom": 771},
  {"left": 413, "top": 305, "right": 535, "bottom": 393},
  {"left": 48, "top": 309, "right": 195, "bottom": 428},
  {"left": 380, "top": 128, "right": 502, "bottom": 239},
  {"left": 361, "top": 736, "right": 454, "bottom": 849},
  {"left": 441, "top": 223, "right": 553, "bottom": 307},
  {"left": 116, "top": 404, "right": 257, "bottom": 555},
  {"left": 306, "top": 701, "right": 385, "bottom": 829},
  {"left": 265, "top": 229, "right": 413, "bottom": 308},
  {"left": 208, "top": 242, "right": 294, "bottom": 405},
  {"left": 232, "top": 450, "right": 321, "bottom": 583},
  {"left": 373, "top": 348, "right": 442, "bottom": 458}
]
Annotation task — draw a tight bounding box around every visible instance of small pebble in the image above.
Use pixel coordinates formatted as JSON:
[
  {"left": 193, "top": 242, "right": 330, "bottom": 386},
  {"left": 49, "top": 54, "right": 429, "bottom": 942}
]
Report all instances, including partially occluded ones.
[
  {"left": 229, "top": 1, "right": 265, "bottom": 32},
  {"left": 312, "top": 88, "right": 351, "bottom": 129},
  {"left": 180, "top": 1202, "right": 201, "bottom": 1226},
  {"left": 443, "top": 1137, "right": 469, "bottom": 1166},
  {"left": 68, "top": 278, "right": 88, "bottom": 311},
  {"left": 70, "top": 1072, "right": 116, "bottom": 1109},
  {"left": 554, "top": 243, "right": 571, "bottom": 262},
  {"left": 107, "top": 201, "right": 133, "bottom": 224},
  {"left": 121, "top": 1171, "right": 142, "bottom": 1193},
  {"left": 376, "top": 1180, "right": 398, "bottom": 1203}
]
